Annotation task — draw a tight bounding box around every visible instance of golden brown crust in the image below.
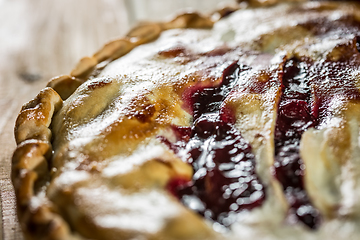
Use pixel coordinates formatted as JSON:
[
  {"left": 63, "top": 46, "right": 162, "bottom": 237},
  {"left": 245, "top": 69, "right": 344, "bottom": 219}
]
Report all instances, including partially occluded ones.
[
  {"left": 126, "top": 23, "right": 163, "bottom": 45},
  {"left": 93, "top": 38, "right": 135, "bottom": 62},
  {"left": 12, "top": 140, "right": 77, "bottom": 240},
  {"left": 162, "top": 13, "right": 214, "bottom": 30},
  {"left": 46, "top": 75, "right": 84, "bottom": 100},
  {"left": 15, "top": 87, "right": 63, "bottom": 144},
  {"left": 70, "top": 56, "right": 98, "bottom": 79},
  {"left": 12, "top": 88, "right": 77, "bottom": 239}
]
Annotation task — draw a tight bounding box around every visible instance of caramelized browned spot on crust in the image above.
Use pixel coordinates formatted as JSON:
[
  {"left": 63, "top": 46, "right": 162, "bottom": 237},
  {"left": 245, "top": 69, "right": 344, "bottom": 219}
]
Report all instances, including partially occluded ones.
[
  {"left": 158, "top": 45, "right": 189, "bottom": 58},
  {"left": 87, "top": 78, "right": 112, "bottom": 90},
  {"left": 133, "top": 104, "right": 156, "bottom": 123},
  {"left": 124, "top": 95, "right": 157, "bottom": 123}
]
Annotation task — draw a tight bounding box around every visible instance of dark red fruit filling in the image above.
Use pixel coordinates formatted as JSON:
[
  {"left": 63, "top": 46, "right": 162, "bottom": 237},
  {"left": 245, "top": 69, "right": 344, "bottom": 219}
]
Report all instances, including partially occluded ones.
[
  {"left": 164, "top": 63, "right": 266, "bottom": 226},
  {"left": 275, "top": 44, "right": 360, "bottom": 228},
  {"left": 274, "top": 58, "right": 320, "bottom": 229}
]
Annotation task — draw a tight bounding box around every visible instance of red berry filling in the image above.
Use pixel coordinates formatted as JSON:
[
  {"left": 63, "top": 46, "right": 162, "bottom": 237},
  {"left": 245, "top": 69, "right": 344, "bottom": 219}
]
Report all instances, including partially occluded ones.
[
  {"left": 275, "top": 52, "right": 360, "bottom": 229},
  {"left": 274, "top": 58, "right": 320, "bottom": 229},
  {"left": 164, "top": 63, "right": 266, "bottom": 226}
]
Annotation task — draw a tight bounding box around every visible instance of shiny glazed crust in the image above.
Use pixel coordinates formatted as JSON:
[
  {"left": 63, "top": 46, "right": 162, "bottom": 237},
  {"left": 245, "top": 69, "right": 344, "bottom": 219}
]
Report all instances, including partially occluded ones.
[{"left": 12, "top": 1, "right": 360, "bottom": 239}]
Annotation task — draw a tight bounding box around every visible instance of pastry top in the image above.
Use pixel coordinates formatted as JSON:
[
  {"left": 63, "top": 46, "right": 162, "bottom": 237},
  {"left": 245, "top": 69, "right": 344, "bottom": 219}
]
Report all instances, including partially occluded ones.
[{"left": 12, "top": 1, "right": 360, "bottom": 240}]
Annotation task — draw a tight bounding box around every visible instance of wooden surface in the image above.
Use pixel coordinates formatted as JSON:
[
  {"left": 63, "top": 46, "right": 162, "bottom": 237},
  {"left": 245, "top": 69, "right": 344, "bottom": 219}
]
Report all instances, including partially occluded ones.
[{"left": 0, "top": 0, "right": 130, "bottom": 239}]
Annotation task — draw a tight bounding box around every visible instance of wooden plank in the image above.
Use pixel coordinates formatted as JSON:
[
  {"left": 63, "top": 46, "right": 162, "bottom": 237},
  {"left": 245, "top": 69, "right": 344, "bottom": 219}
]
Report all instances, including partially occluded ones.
[{"left": 0, "top": 180, "right": 23, "bottom": 240}]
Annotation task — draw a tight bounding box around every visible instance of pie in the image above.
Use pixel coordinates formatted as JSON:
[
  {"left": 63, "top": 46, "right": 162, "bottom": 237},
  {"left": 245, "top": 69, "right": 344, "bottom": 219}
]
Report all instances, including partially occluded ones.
[{"left": 12, "top": 0, "right": 360, "bottom": 239}]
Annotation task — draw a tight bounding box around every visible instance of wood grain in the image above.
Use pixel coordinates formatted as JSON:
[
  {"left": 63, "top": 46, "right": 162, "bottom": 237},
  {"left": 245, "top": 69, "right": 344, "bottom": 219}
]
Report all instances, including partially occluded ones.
[{"left": 0, "top": 0, "right": 129, "bottom": 238}]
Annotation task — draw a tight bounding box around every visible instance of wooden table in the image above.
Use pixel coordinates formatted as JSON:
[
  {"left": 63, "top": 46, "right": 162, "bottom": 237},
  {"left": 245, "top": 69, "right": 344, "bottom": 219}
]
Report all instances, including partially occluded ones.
[{"left": 0, "top": 1, "right": 130, "bottom": 238}]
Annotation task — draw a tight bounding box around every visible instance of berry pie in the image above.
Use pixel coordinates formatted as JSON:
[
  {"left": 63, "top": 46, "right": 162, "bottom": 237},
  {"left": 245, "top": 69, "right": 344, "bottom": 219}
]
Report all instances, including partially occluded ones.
[{"left": 12, "top": 1, "right": 360, "bottom": 239}]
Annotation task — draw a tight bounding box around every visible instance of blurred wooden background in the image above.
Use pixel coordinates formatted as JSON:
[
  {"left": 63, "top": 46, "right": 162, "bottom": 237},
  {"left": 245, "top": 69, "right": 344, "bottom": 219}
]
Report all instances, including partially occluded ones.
[{"left": 0, "top": 0, "right": 234, "bottom": 239}]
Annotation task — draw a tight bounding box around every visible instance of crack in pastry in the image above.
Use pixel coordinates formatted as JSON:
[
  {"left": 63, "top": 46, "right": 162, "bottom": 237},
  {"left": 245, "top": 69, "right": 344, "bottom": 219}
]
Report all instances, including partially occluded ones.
[
  {"left": 274, "top": 36, "right": 360, "bottom": 227},
  {"left": 274, "top": 57, "right": 321, "bottom": 229},
  {"left": 161, "top": 62, "right": 266, "bottom": 227}
]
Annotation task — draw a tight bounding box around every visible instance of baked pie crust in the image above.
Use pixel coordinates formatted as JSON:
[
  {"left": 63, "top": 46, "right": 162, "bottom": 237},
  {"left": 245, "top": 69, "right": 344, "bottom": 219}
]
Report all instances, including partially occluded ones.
[{"left": 12, "top": 1, "right": 360, "bottom": 239}]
